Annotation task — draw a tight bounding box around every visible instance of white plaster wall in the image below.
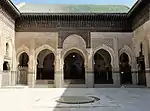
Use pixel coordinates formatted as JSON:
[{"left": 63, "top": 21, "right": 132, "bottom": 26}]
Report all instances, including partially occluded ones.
[
  {"left": 133, "top": 20, "right": 150, "bottom": 57},
  {"left": 91, "top": 32, "right": 133, "bottom": 50},
  {"left": 0, "top": 9, "right": 16, "bottom": 87},
  {"left": 133, "top": 20, "right": 150, "bottom": 87},
  {"left": 16, "top": 32, "right": 58, "bottom": 54},
  {"left": 16, "top": 32, "right": 58, "bottom": 66},
  {"left": 15, "top": 32, "right": 58, "bottom": 87},
  {"left": 0, "top": 10, "right": 15, "bottom": 70},
  {"left": 91, "top": 32, "right": 134, "bottom": 67}
]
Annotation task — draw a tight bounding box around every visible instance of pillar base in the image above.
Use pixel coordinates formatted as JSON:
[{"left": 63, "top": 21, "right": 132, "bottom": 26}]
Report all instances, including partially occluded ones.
[
  {"left": 86, "top": 72, "right": 94, "bottom": 88},
  {"left": 132, "top": 71, "right": 138, "bottom": 85},
  {"left": 113, "top": 71, "right": 120, "bottom": 86},
  {"left": 0, "top": 71, "right": 9, "bottom": 87},
  {"left": 55, "top": 71, "right": 64, "bottom": 88},
  {"left": 28, "top": 72, "right": 35, "bottom": 88},
  {"left": 146, "top": 72, "right": 150, "bottom": 88},
  {"left": 0, "top": 71, "right": 2, "bottom": 88}
]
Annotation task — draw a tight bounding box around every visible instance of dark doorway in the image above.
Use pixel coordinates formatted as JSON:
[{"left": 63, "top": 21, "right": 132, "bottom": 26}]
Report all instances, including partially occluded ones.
[
  {"left": 19, "top": 52, "right": 29, "bottom": 67},
  {"left": 138, "top": 60, "right": 146, "bottom": 85},
  {"left": 43, "top": 53, "right": 55, "bottom": 79},
  {"left": 18, "top": 52, "right": 29, "bottom": 84},
  {"left": 36, "top": 49, "right": 55, "bottom": 80},
  {"left": 3, "top": 61, "right": 10, "bottom": 71},
  {"left": 64, "top": 52, "right": 85, "bottom": 84},
  {"left": 94, "top": 49, "right": 113, "bottom": 84},
  {"left": 137, "top": 43, "right": 146, "bottom": 85},
  {"left": 119, "top": 53, "right": 132, "bottom": 84}
]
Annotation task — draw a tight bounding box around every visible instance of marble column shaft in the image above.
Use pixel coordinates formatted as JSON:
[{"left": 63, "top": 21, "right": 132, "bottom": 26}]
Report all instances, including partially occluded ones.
[{"left": 55, "top": 49, "right": 64, "bottom": 88}]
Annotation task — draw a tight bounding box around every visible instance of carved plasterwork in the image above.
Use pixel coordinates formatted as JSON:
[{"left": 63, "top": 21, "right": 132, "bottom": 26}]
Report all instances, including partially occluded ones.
[
  {"left": 63, "top": 34, "right": 86, "bottom": 49},
  {"left": 92, "top": 38, "right": 114, "bottom": 49}
]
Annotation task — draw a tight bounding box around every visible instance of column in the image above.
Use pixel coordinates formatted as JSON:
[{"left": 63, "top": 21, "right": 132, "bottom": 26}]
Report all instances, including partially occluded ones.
[
  {"left": 112, "top": 37, "right": 120, "bottom": 86},
  {"left": 131, "top": 58, "right": 138, "bottom": 85},
  {"left": 10, "top": 39, "right": 17, "bottom": 86},
  {"left": 132, "top": 69, "right": 138, "bottom": 85},
  {"left": 28, "top": 40, "right": 36, "bottom": 88},
  {"left": 0, "top": 22, "right": 3, "bottom": 87},
  {"left": 55, "top": 49, "right": 64, "bottom": 88},
  {"left": 144, "top": 39, "right": 150, "bottom": 87},
  {"left": 85, "top": 48, "right": 94, "bottom": 88},
  {"left": 131, "top": 39, "right": 138, "bottom": 85}
]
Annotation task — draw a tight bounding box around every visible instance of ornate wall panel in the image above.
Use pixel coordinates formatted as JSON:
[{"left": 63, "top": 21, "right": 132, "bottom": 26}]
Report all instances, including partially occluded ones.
[
  {"left": 58, "top": 31, "right": 90, "bottom": 48},
  {"left": 92, "top": 38, "right": 113, "bottom": 49}
]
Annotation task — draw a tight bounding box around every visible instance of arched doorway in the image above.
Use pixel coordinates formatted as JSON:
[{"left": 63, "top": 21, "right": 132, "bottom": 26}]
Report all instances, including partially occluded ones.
[
  {"left": 94, "top": 49, "right": 113, "bottom": 84},
  {"left": 119, "top": 53, "right": 132, "bottom": 84},
  {"left": 36, "top": 49, "right": 55, "bottom": 83},
  {"left": 18, "top": 52, "right": 29, "bottom": 85},
  {"left": 64, "top": 51, "right": 85, "bottom": 84}
]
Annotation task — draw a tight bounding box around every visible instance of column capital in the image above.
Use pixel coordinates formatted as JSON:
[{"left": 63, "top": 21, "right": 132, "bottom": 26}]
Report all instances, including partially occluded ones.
[{"left": 56, "top": 49, "right": 62, "bottom": 55}]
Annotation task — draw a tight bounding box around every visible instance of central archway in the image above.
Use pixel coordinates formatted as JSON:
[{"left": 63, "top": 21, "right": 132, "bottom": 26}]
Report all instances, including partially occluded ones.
[
  {"left": 94, "top": 49, "right": 113, "bottom": 84},
  {"left": 64, "top": 50, "right": 85, "bottom": 84},
  {"left": 36, "top": 49, "right": 55, "bottom": 81}
]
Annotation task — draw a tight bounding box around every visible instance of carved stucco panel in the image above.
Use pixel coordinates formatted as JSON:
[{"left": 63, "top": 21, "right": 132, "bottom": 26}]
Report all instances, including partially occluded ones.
[
  {"left": 92, "top": 38, "right": 114, "bottom": 49},
  {"left": 63, "top": 34, "right": 86, "bottom": 50}
]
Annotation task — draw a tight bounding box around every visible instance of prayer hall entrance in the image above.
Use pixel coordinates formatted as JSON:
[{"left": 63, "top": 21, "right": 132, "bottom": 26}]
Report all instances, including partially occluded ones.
[{"left": 63, "top": 50, "right": 85, "bottom": 85}]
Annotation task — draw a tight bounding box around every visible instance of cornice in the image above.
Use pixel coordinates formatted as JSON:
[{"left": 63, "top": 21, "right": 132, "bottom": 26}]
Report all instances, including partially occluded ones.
[
  {"left": 127, "top": 0, "right": 143, "bottom": 17},
  {"left": 1, "top": 0, "right": 149, "bottom": 32},
  {"left": 15, "top": 13, "right": 131, "bottom": 32},
  {"left": 0, "top": 0, "right": 20, "bottom": 19}
]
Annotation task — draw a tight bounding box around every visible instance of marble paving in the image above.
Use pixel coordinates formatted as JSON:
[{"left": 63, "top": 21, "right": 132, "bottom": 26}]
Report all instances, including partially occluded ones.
[{"left": 0, "top": 87, "right": 150, "bottom": 111}]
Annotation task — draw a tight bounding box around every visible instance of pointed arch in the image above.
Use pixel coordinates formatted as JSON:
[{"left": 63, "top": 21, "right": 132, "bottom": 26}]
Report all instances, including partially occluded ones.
[
  {"left": 93, "top": 44, "right": 115, "bottom": 67},
  {"left": 16, "top": 45, "right": 29, "bottom": 64},
  {"left": 35, "top": 44, "right": 56, "bottom": 59},
  {"left": 119, "top": 45, "right": 134, "bottom": 66},
  {"left": 62, "top": 47, "right": 87, "bottom": 66}
]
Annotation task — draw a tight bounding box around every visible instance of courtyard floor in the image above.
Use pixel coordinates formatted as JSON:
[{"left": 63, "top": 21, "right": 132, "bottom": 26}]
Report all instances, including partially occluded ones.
[{"left": 0, "top": 87, "right": 150, "bottom": 111}]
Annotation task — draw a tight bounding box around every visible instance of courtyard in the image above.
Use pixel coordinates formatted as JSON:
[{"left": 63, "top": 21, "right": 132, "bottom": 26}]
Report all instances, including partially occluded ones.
[
  {"left": 0, "top": 87, "right": 150, "bottom": 111},
  {"left": 0, "top": 0, "right": 150, "bottom": 111}
]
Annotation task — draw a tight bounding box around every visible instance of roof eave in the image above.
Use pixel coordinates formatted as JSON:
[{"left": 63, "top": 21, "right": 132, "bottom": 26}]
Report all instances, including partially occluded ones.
[
  {"left": 1, "top": 0, "right": 21, "bottom": 19},
  {"left": 127, "top": 0, "right": 143, "bottom": 17},
  {"left": 21, "top": 12, "right": 127, "bottom": 15},
  {"left": 7, "top": 0, "right": 21, "bottom": 18}
]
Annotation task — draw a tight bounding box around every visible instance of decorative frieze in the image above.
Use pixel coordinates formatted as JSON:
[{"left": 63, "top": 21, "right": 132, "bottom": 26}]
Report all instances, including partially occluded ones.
[
  {"left": 92, "top": 38, "right": 114, "bottom": 49},
  {"left": 15, "top": 14, "right": 131, "bottom": 32}
]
